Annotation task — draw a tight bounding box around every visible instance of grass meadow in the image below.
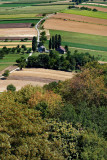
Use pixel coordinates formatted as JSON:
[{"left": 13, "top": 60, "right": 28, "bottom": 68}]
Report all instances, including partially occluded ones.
[
  {"left": 0, "top": 53, "right": 28, "bottom": 71},
  {"left": 61, "top": 9, "right": 107, "bottom": 19}
]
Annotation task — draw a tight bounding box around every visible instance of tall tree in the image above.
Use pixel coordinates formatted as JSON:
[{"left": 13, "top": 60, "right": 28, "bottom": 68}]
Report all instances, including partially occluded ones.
[
  {"left": 52, "top": 36, "right": 55, "bottom": 50},
  {"left": 58, "top": 35, "right": 61, "bottom": 48},
  {"left": 55, "top": 34, "right": 58, "bottom": 49},
  {"left": 49, "top": 38, "right": 52, "bottom": 50},
  {"left": 32, "top": 36, "right": 37, "bottom": 52}
]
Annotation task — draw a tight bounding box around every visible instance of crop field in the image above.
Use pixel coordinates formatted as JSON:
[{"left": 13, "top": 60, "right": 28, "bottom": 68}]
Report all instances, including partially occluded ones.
[
  {"left": 0, "top": 28, "right": 37, "bottom": 37},
  {"left": 51, "top": 13, "right": 107, "bottom": 25},
  {"left": 44, "top": 18, "right": 107, "bottom": 36},
  {"left": 49, "top": 30, "right": 107, "bottom": 51},
  {"left": 0, "top": 19, "right": 40, "bottom": 24},
  {"left": 80, "top": 4, "right": 107, "bottom": 9},
  {"left": 78, "top": 5, "right": 107, "bottom": 11},
  {"left": 61, "top": 9, "right": 107, "bottom": 19},
  {"left": 0, "top": 14, "right": 38, "bottom": 19},
  {"left": 0, "top": 5, "right": 68, "bottom": 15},
  {"left": 0, "top": 68, "right": 75, "bottom": 91}
]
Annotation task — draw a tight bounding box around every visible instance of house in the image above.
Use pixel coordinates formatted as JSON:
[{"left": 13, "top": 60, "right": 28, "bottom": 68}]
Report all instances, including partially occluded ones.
[
  {"left": 56, "top": 46, "right": 66, "bottom": 54},
  {"left": 38, "top": 45, "right": 46, "bottom": 53}
]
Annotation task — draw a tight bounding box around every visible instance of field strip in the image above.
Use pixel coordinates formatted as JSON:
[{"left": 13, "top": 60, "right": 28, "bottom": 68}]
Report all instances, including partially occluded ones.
[
  {"left": 0, "top": 42, "right": 31, "bottom": 45},
  {"left": 0, "top": 45, "right": 31, "bottom": 48},
  {"left": 44, "top": 19, "right": 107, "bottom": 36},
  {"left": 78, "top": 5, "right": 107, "bottom": 12},
  {"left": 69, "top": 46, "right": 107, "bottom": 53},
  {"left": 51, "top": 13, "right": 107, "bottom": 25}
]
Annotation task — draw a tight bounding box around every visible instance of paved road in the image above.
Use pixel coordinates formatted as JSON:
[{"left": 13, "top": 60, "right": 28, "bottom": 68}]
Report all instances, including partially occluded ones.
[{"left": 35, "top": 14, "right": 54, "bottom": 44}]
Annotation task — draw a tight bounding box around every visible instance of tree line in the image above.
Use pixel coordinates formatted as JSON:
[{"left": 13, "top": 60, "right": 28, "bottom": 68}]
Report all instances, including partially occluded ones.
[
  {"left": 49, "top": 34, "right": 62, "bottom": 50},
  {"left": 26, "top": 49, "right": 95, "bottom": 71},
  {"left": 0, "top": 45, "right": 31, "bottom": 59}
]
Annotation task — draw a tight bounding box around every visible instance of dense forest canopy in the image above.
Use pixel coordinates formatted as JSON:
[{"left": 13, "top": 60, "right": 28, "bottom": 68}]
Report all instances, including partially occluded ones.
[{"left": 0, "top": 62, "right": 107, "bottom": 159}]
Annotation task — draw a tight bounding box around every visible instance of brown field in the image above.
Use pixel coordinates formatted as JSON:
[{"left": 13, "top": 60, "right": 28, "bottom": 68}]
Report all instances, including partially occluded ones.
[
  {"left": 78, "top": 5, "right": 107, "bottom": 12},
  {"left": 44, "top": 18, "right": 107, "bottom": 36},
  {"left": 0, "top": 28, "right": 37, "bottom": 37},
  {"left": 0, "top": 23, "right": 31, "bottom": 28},
  {"left": 51, "top": 13, "right": 107, "bottom": 25},
  {"left": 0, "top": 42, "right": 32, "bottom": 48},
  {"left": 0, "top": 68, "right": 75, "bottom": 91}
]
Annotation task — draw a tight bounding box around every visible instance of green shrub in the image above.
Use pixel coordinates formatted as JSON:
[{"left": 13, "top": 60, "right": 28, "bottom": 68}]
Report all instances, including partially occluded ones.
[{"left": 7, "top": 84, "right": 16, "bottom": 92}]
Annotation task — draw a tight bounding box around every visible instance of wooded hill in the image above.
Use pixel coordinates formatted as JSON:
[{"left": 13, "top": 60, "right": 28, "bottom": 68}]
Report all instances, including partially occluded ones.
[{"left": 0, "top": 61, "right": 107, "bottom": 159}]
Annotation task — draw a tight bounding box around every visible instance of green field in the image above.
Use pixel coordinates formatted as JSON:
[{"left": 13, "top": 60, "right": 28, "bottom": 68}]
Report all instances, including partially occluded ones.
[
  {"left": 0, "top": 53, "right": 28, "bottom": 71},
  {"left": 61, "top": 9, "right": 107, "bottom": 19},
  {"left": 0, "top": 5, "right": 68, "bottom": 15},
  {"left": 0, "top": 18, "right": 40, "bottom": 24},
  {"left": 49, "top": 30, "right": 107, "bottom": 61}
]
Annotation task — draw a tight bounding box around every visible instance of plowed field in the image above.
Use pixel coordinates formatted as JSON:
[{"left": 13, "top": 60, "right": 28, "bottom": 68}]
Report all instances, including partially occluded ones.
[
  {"left": 44, "top": 18, "right": 107, "bottom": 36},
  {"left": 51, "top": 13, "right": 107, "bottom": 25}
]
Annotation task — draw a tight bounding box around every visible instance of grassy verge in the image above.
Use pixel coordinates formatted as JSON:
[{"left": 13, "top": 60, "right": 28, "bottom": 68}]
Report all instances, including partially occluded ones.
[{"left": 61, "top": 9, "right": 107, "bottom": 19}]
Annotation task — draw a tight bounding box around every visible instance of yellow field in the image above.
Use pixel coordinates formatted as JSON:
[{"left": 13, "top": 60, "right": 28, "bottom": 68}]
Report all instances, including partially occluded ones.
[
  {"left": 0, "top": 14, "right": 38, "bottom": 19},
  {"left": 0, "top": 28, "right": 37, "bottom": 37}
]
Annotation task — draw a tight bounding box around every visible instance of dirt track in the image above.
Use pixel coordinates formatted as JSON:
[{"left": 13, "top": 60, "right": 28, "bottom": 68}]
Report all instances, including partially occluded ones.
[
  {"left": 44, "top": 18, "right": 107, "bottom": 36},
  {"left": 0, "top": 68, "right": 75, "bottom": 91},
  {"left": 51, "top": 13, "right": 107, "bottom": 25}
]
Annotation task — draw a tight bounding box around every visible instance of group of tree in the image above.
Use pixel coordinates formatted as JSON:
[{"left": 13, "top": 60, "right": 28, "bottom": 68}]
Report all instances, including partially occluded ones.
[
  {"left": 68, "top": 5, "right": 98, "bottom": 11},
  {"left": 40, "top": 31, "right": 47, "bottom": 45},
  {"left": 27, "top": 49, "right": 95, "bottom": 71},
  {"left": 49, "top": 34, "right": 62, "bottom": 50},
  {"left": 0, "top": 61, "right": 107, "bottom": 159},
  {"left": 0, "top": 45, "right": 31, "bottom": 60},
  {"left": 72, "top": 0, "right": 89, "bottom": 5}
]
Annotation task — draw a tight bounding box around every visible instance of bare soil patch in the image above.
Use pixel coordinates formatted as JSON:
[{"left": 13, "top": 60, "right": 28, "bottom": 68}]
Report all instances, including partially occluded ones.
[
  {"left": 0, "top": 28, "right": 37, "bottom": 38},
  {"left": 44, "top": 18, "right": 107, "bottom": 36},
  {"left": 51, "top": 13, "right": 107, "bottom": 25},
  {"left": 0, "top": 23, "right": 31, "bottom": 28},
  {"left": 0, "top": 68, "right": 75, "bottom": 91}
]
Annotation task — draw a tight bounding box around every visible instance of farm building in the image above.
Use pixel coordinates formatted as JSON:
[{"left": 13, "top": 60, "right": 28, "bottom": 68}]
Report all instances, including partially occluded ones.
[
  {"left": 38, "top": 45, "right": 46, "bottom": 53},
  {"left": 56, "top": 46, "right": 66, "bottom": 54}
]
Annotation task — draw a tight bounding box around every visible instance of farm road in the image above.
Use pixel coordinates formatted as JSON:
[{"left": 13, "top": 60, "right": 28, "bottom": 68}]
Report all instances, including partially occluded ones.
[{"left": 35, "top": 14, "right": 54, "bottom": 43}]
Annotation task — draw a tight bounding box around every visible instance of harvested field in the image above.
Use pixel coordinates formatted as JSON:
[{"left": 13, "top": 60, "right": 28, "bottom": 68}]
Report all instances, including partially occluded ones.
[
  {"left": 0, "top": 45, "right": 31, "bottom": 48},
  {"left": 44, "top": 18, "right": 107, "bottom": 36},
  {"left": 0, "top": 28, "right": 37, "bottom": 37},
  {"left": 0, "top": 68, "right": 75, "bottom": 91},
  {"left": 78, "top": 5, "right": 107, "bottom": 12},
  {"left": 0, "top": 37, "right": 33, "bottom": 40},
  {"left": 0, "top": 23, "right": 31, "bottom": 28},
  {"left": 51, "top": 13, "right": 107, "bottom": 25}
]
